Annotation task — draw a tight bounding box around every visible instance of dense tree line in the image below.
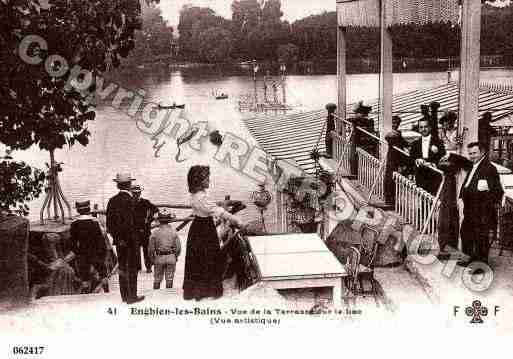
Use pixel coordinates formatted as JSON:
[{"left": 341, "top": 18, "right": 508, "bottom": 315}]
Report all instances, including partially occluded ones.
[
  {"left": 0, "top": 0, "right": 158, "bottom": 213},
  {"left": 176, "top": 1, "right": 513, "bottom": 65},
  {"left": 121, "top": 2, "right": 174, "bottom": 67}
]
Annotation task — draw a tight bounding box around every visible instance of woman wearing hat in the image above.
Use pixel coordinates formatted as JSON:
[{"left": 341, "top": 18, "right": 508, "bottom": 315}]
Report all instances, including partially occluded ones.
[
  {"left": 439, "top": 111, "right": 461, "bottom": 154},
  {"left": 437, "top": 111, "right": 465, "bottom": 257},
  {"left": 183, "top": 165, "right": 246, "bottom": 301}
]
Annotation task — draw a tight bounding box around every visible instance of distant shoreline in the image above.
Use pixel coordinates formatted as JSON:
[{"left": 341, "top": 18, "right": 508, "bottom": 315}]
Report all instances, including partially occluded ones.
[{"left": 105, "top": 57, "right": 513, "bottom": 80}]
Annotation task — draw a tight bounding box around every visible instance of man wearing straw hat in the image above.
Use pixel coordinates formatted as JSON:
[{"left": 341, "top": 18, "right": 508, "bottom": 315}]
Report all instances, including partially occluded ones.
[
  {"left": 148, "top": 209, "right": 181, "bottom": 290},
  {"left": 69, "top": 200, "right": 109, "bottom": 293},
  {"left": 106, "top": 173, "right": 144, "bottom": 304},
  {"left": 131, "top": 184, "right": 158, "bottom": 274}
]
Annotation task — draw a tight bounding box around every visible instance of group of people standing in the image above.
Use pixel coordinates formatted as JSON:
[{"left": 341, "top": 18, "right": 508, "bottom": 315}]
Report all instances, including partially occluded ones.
[
  {"left": 325, "top": 100, "right": 504, "bottom": 268},
  {"left": 383, "top": 103, "right": 503, "bottom": 267},
  {"left": 98, "top": 166, "right": 247, "bottom": 304},
  {"left": 105, "top": 173, "right": 185, "bottom": 303}
]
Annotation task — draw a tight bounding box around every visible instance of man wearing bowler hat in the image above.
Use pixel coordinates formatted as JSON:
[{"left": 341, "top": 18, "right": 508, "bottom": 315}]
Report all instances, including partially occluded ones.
[
  {"left": 131, "top": 184, "right": 159, "bottom": 273},
  {"left": 106, "top": 173, "right": 144, "bottom": 304}
]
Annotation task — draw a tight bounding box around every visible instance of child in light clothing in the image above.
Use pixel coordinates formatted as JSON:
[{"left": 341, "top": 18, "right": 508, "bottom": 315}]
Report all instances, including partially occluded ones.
[{"left": 148, "top": 211, "right": 181, "bottom": 289}]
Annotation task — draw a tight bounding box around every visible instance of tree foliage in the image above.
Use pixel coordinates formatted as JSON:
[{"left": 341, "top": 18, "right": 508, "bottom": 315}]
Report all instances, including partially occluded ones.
[
  {"left": 123, "top": 2, "right": 173, "bottom": 66},
  {"left": 0, "top": 0, "right": 156, "bottom": 213},
  {"left": 0, "top": 0, "right": 157, "bottom": 152},
  {"left": 277, "top": 43, "right": 299, "bottom": 64},
  {"left": 0, "top": 159, "right": 46, "bottom": 215},
  {"left": 176, "top": 2, "right": 513, "bottom": 65},
  {"left": 178, "top": 5, "right": 230, "bottom": 62},
  {"left": 198, "top": 27, "right": 234, "bottom": 63}
]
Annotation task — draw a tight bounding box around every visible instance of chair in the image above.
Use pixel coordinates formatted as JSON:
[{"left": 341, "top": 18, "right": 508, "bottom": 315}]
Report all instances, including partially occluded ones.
[
  {"left": 344, "top": 226, "right": 380, "bottom": 306},
  {"left": 344, "top": 246, "right": 361, "bottom": 306},
  {"left": 358, "top": 225, "right": 380, "bottom": 304},
  {"left": 233, "top": 233, "right": 260, "bottom": 291}
]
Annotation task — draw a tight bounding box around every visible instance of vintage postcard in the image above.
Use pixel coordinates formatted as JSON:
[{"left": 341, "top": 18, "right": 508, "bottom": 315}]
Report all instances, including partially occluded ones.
[{"left": 1, "top": 0, "right": 512, "bottom": 356}]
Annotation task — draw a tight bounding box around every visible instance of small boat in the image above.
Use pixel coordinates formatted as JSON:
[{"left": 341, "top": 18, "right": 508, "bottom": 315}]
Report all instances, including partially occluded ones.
[
  {"left": 156, "top": 103, "right": 185, "bottom": 110},
  {"left": 212, "top": 89, "right": 229, "bottom": 100},
  {"left": 216, "top": 94, "right": 229, "bottom": 100}
]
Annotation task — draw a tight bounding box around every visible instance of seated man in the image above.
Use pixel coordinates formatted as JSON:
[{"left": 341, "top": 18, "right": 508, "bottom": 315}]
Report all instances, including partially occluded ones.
[
  {"left": 409, "top": 119, "right": 446, "bottom": 195},
  {"left": 69, "top": 200, "right": 109, "bottom": 293}
]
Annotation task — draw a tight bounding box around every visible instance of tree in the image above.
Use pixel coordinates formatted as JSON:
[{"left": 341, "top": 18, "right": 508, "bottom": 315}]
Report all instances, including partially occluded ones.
[
  {"left": 231, "top": 0, "right": 262, "bottom": 59},
  {"left": 0, "top": 155, "right": 45, "bottom": 215},
  {"left": 277, "top": 43, "right": 299, "bottom": 64},
  {"left": 0, "top": 0, "right": 157, "bottom": 214},
  {"left": 178, "top": 6, "right": 230, "bottom": 62},
  {"left": 122, "top": 2, "right": 174, "bottom": 67},
  {"left": 198, "top": 27, "right": 234, "bottom": 63},
  {"left": 290, "top": 12, "right": 337, "bottom": 60}
]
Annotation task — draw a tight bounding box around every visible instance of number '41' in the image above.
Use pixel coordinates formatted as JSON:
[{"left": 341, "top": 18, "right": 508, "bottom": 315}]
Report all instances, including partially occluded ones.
[{"left": 107, "top": 307, "right": 117, "bottom": 315}]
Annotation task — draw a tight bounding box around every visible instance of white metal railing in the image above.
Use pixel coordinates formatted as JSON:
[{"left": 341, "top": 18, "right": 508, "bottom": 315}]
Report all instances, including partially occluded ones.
[
  {"left": 318, "top": 111, "right": 452, "bottom": 242},
  {"left": 332, "top": 114, "right": 408, "bottom": 202},
  {"left": 393, "top": 171, "right": 441, "bottom": 237},
  {"left": 331, "top": 113, "right": 446, "bottom": 237},
  {"left": 357, "top": 147, "right": 385, "bottom": 202},
  {"left": 330, "top": 130, "right": 352, "bottom": 178}
]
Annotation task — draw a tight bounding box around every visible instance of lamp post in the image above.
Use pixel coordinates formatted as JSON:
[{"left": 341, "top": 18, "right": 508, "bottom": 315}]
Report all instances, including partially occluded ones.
[
  {"left": 280, "top": 63, "right": 287, "bottom": 107},
  {"left": 253, "top": 60, "right": 259, "bottom": 107},
  {"left": 250, "top": 183, "right": 272, "bottom": 232}
]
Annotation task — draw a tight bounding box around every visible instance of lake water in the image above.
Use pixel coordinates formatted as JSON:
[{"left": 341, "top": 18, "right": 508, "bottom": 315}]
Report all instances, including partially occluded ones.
[{"left": 6, "top": 68, "right": 513, "bottom": 226}]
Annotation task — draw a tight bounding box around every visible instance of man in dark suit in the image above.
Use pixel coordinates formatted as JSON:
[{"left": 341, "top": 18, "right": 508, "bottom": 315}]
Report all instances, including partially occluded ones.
[
  {"left": 131, "top": 184, "right": 159, "bottom": 273},
  {"left": 410, "top": 119, "right": 446, "bottom": 195},
  {"left": 324, "top": 103, "right": 337, "bottom": 158},
  {"left": 478, "top": 112, "right": 497, "bottom": 154},
  {"left": 349, "top": 101, "right": 377, "bottom": 175},
  {"left": 106, "top": 173, "right": 144, "bottom": 304},
  {"left": 458, "top": 142, "right": 504, "bottom": 266},
  {"left": 70, "top": 200, "right": 110, "bottom": 294}
]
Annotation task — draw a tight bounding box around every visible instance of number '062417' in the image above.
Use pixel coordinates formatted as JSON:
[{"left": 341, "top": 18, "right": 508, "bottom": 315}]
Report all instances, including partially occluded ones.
[{"left": 12, "top": 346, "right": 45, "bottom": 355}]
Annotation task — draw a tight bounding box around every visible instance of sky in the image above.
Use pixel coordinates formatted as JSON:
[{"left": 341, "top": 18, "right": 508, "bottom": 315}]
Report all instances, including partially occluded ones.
[{"left": 158, "top": 0, "right": 336, "bottom": 28}]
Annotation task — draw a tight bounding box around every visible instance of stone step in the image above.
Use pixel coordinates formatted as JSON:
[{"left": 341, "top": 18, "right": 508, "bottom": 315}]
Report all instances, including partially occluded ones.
[
  {"left": 34, "top": 288, "right": 180, "bottom": 304},
  {"left": 375, "top": 265, "right": 434, "bottom": 312}
]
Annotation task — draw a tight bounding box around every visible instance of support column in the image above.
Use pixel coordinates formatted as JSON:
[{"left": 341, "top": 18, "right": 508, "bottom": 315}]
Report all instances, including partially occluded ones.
[
  {"left": 458, "top": 0, "right": 481, "bottom": 146},
  {"left": 457, "top": 0, "right": 482, "bottom": 252},
  {"left": 337, "top": 26, "right": 347, "bottom": 139},
  {"left": 379, "top": 0, "right": 393, "bottom": 140}
]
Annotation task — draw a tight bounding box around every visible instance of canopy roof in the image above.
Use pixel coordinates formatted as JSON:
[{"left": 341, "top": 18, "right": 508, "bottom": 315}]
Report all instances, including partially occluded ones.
[{"left": 337, "top": 0, "right": 460, "bottom": 27}]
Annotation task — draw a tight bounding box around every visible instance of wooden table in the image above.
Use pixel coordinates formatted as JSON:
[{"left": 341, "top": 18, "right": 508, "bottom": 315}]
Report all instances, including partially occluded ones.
[{"left": 246, "top": 233, "right": 347, "bottom": 306}]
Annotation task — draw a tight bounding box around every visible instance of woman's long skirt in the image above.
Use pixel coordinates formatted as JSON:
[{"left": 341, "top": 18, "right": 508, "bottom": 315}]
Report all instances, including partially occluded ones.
[
  {"left": 438, "top": 160, "right": 460, "bottom": 253},
  {"left": 183, "top": 216, "right": 223, "bottom": 300}
]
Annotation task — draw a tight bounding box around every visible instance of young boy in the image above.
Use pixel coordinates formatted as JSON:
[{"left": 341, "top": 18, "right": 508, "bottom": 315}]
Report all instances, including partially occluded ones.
[{"left": 148, "top": 210, "right": 181, "bottom": 289}]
